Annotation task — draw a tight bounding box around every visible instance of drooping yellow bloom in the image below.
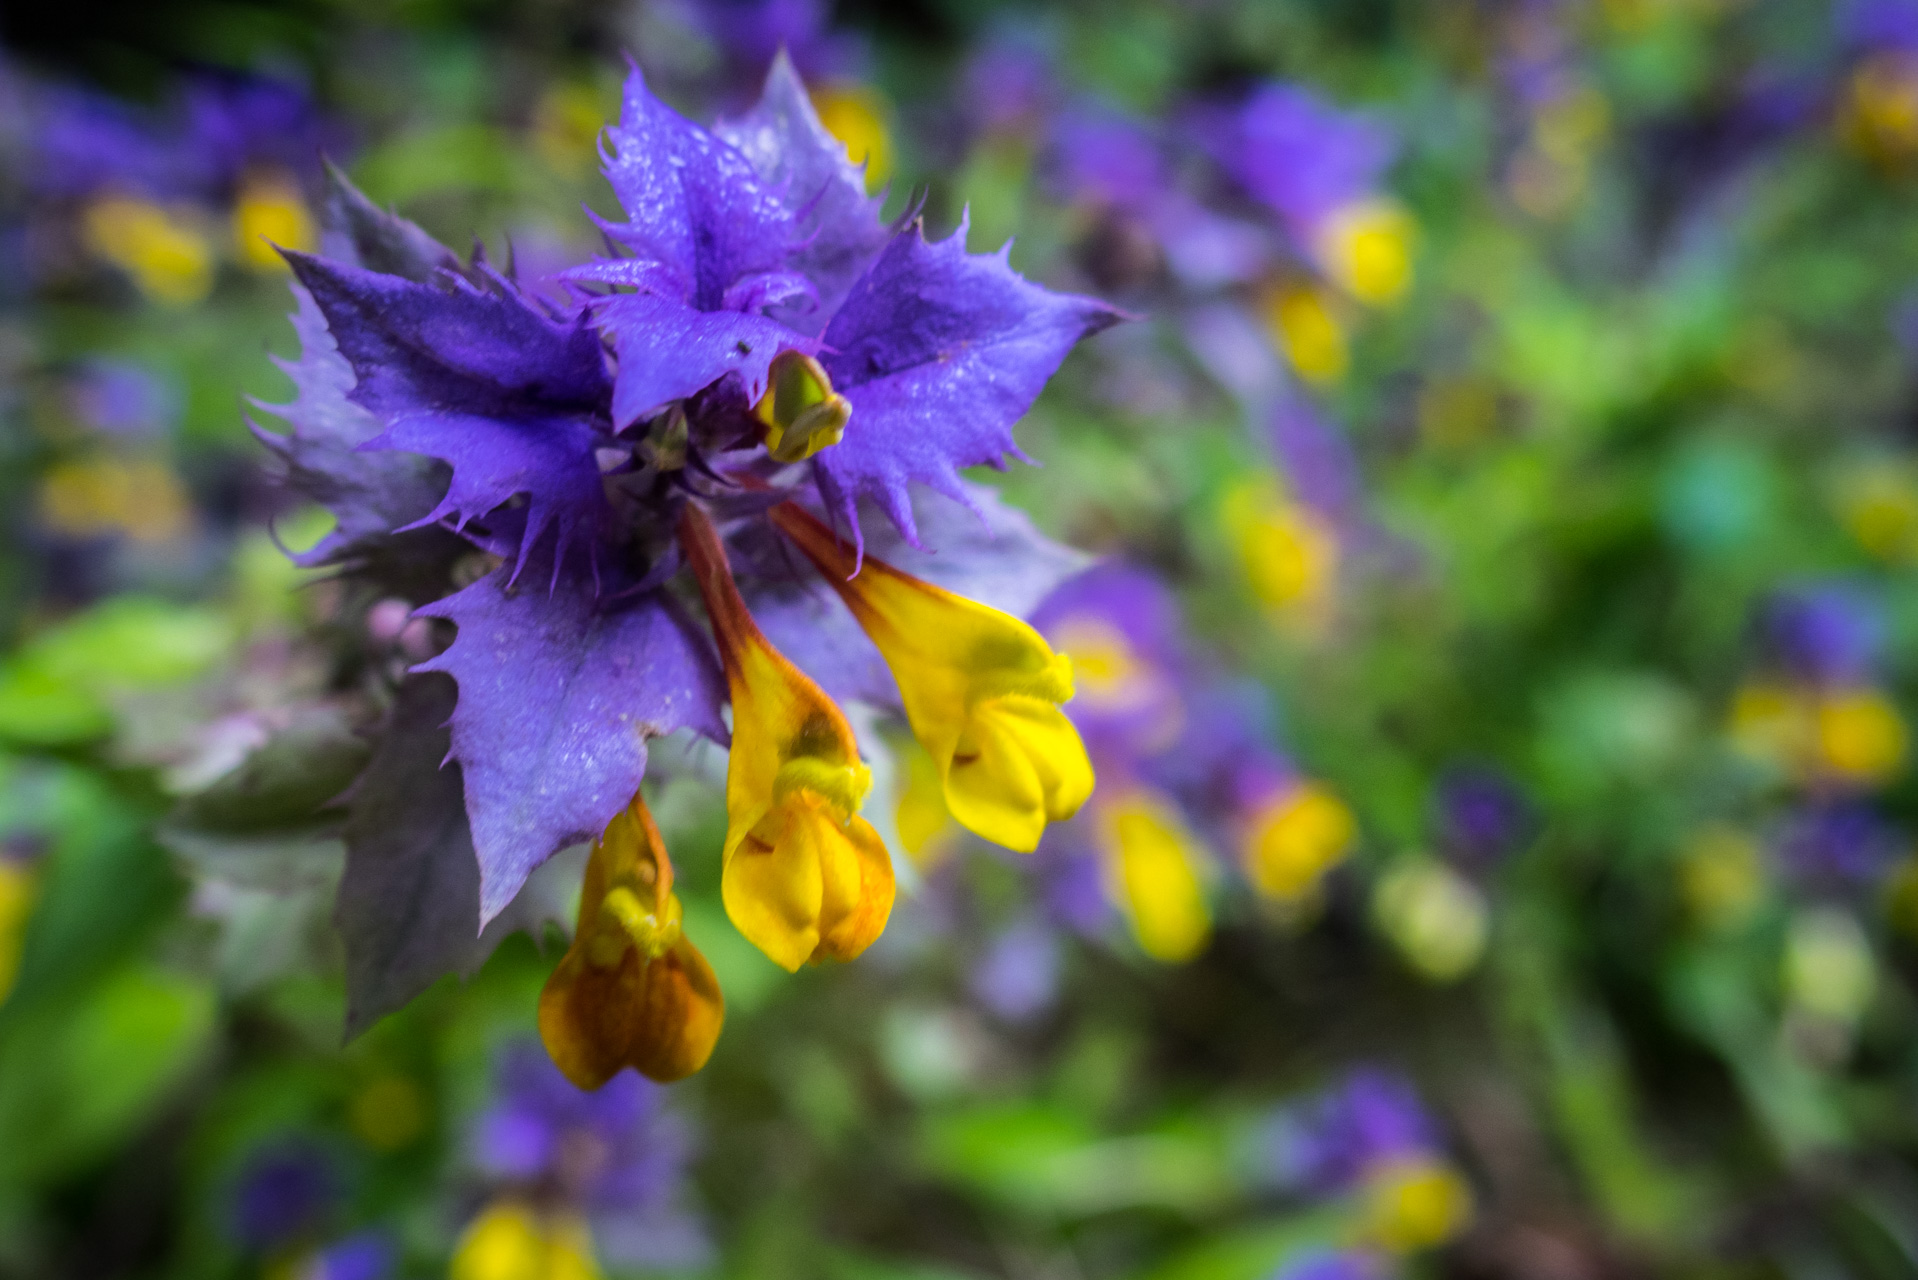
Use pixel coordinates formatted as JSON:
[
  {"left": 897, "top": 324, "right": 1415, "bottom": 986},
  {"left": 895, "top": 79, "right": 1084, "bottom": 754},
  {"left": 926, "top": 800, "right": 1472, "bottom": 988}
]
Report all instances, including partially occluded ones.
[
  {"left": 680, "top": 504, "right": 894, "bottom": 972},
  {"left": 771, "top": 502, "right": 1094, "bottom": 854},
  {"left": 1361, "top": 1156, "right": 1474, "bottom": 1253},
  {"left": 232, "top": 169, "right": 316, "bottom": 271},
  {"left": 1313, "top": 199, "right": 1415, "bottom": 307},
  {"left": 1243, "top": 781, "right": 1355, "bottom": 904},
  {"left": 894, "top": 735, "right": 960, "bottom": 871},
  {"left": 0, "top": 859, "right": 37, "bottom": 1006},
  {"left": 754, "top": 350, "right": 851, "bottom": 464},
  {"left": 1097, "top": 790, "right": 1211, "bottom": 963},
  {"left": 539, "top": 793, "right": 724, "bottom": 1086},
  {"left": 452, "top": 1199, "right": 600, "bottom": 1280},
  {"left": 1262, "top": 283, "right": 1349, "bottom": 383},
  {"left": 811, "top": 82, "right": 892, "bottom": 192},
  {"left": 83, "top": 195, "right": 214, "bottom": 304}
]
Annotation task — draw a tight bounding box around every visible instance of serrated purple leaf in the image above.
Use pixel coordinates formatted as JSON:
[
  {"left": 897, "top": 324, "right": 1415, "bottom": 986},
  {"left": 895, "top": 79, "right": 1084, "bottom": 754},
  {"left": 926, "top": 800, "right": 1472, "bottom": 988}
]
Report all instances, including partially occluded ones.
[
  {"left": 812, "top": 218, "right": 1124, "bottom": 547},
  {"left": 336, "top": 674, "right": 574, "bottom": 1038},
  {"left": 715, "top": 52, "right": 892, "bottom": 333},
  {"left": 284, "top": 251, "right": 615, "bottom": 576},
  {"left": 415, "top": 562, "right": 726, "bottom": 924},
  {"left": 595, "top": 290, "right": 813, "bottom": 427}
]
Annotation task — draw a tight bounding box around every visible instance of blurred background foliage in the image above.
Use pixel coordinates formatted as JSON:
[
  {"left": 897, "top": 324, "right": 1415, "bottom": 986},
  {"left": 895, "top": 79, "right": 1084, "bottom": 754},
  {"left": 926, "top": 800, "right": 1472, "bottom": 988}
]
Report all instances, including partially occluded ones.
[{"left": 9, "top": 0, "right": 1918, "bottom": 1278}]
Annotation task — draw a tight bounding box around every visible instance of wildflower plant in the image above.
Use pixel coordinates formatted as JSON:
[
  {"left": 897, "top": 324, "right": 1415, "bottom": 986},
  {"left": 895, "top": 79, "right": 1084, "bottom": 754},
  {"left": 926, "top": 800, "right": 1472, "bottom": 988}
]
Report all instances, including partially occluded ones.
[{"left": 257, "top": 55, "right": 1117, "bottom": 1085}]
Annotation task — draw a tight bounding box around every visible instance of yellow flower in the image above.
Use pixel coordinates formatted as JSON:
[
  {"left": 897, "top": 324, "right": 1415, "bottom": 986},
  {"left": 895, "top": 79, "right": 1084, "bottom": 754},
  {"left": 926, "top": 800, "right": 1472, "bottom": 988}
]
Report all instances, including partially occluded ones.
[
  {"left": 38, "top": 456, "right": 192, "bottom": 543},
  {"left": 452, "top": 1200, "right": 600, "bottom": 1280},
  {"left": 83, "top": 195, "right": 213, "bottom": 304},
  {"left": 771, "top": 501, "right": 1094, "bottom": 853},
  {"left": 1843, "top": 53, "right": 1918, "bottom": 166},
  {"left": 1362, "top": 1156, "right": 1474, "bottom": 1253},
  {"left": 1313, "top": 199, "right": 1415, "bottom": 307},
  {"left": 1221, "top": 478, "right": 1339, "bottom": 618},
  {"left": 1262, "top": 283, "right": 1349, "bottom": 383},
  {"left": 754, "top": 349, "right": 851, "bottom": 463},
  {"left": 1815, "top": 688, "right": 1908, "bottom": 784},
  {"left": 0, "top": 859, "right": 36, "bottom": 1006},
  {"left": 811, "top": 81, "right": 892, "bottom": 191},
  {"left": 1243, "top": 781, "right": 1355, "bottom": 903},
  {"left": 540, "top": 793, "right": 724, "bottom": 1085},
  {"left": 1098, "top": 790, "right": 1211, "bottom": 963},
  {"left": 894, "top": 735, "right": 960, "bottom": 871},
  {"left": 680, "top": 504, "right": 894, "bottom": 972},
  {"left": 232, "top": 169, "right": 316, "bottom": 271}
]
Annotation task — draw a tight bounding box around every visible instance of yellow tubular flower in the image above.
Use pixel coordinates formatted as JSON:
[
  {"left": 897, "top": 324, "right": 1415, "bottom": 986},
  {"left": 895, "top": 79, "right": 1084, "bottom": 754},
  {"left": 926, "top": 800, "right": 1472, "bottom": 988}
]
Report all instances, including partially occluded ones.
[
  {"left": 770, "top": 502, "right": 1094, "bottom": 853},
  {"left": 452, "top": 1200, "right": 600, "bottom": 1280},
  {"left": 679, "top": 504, "right": 894, "bottom": 972},
  {"left": 539, "top": 794, "right": 723, "bottom": 1087},
  {"left": 1098, "top": 791, "right": 1212, "bottom": 962},
  {"left": 1362, "top": 1157, "right": 1474, "bottom": 1253},
  {"left": 1262, "top": 283, "right": 1348, "bottom": 384}
]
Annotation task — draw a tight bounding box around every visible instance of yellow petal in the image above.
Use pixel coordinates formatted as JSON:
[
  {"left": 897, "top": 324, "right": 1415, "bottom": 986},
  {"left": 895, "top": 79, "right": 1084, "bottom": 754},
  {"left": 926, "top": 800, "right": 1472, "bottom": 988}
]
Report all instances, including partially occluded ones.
[
  {"left": 453, "top": 1200, "right": 601, "bottom": 1280},
  {"left": 1243, "top": 781, "right": 1355, "bottom": 902},
  {"left": 1099, "top": 791, "right": 1212, "bottom": 963},
  {"left": 538, "top": 795, "right": 725, "bottom": 1086},
  {"left": 771, "top": 502, "right": 1094, "bottom": 852}
]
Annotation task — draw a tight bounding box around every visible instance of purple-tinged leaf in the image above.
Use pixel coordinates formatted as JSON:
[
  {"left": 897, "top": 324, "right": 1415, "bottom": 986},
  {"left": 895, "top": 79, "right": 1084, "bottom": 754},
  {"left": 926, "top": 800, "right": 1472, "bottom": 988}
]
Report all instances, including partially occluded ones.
[
  {"left": 283, "top": 252, "right": 614, "bottom": 576},
  {"left": 594, "top": 291, "right": 813, "bottom": 428},
  {"left": 598, "top": 65, "right": 798, "bottom": 312},
  {"left": 715, "top": 52, "right": 892, "bottom": 333},
  {"left": 252, "top": 285, "right": 467, "bottom": 597},
  {"left": 415, "top": 562, "right": 726, "bottom": 924},
  {"left": 317, "top": 159, "right": 460, "bottom": 283},
  {"left": 335, "top": 674, "right": 579, "bottom": 1038},
  {"left": 812, "top": 218, "right": 1124, "bottom": 547},
  {"left": 738, "top": 482, "right": 1089, "bottom": 707}
]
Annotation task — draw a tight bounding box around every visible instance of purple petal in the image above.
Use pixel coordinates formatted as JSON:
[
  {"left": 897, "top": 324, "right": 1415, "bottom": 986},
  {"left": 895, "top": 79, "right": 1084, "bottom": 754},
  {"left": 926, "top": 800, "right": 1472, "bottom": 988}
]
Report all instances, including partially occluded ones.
[
  {"left": 813, "top": 218, "right": 1123, "bottom": 546},
  {"left": 595, "top": 290, "right": 813, "bottom": 427},
  {"left": 416, "top": 564, "right": 726, "bottom": 924},
  {"left": 253, "top": 283, "right": 463, "bottom": 596},
  {"left": 284, "top": 252, "right": 614, "bottom": 576},
  {"left": 599, "top": 64, "right": 798, "bottom": 311},
  {"left": 716, "top": 52, "right": 892, "bottom": 332}
]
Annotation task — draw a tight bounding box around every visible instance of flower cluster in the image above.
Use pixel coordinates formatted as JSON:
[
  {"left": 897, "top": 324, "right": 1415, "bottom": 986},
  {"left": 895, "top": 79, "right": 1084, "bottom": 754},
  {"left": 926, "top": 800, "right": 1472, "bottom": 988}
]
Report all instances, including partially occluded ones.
[{"left": 260, "top": 55, "right": 1118, "bottom": 1085}]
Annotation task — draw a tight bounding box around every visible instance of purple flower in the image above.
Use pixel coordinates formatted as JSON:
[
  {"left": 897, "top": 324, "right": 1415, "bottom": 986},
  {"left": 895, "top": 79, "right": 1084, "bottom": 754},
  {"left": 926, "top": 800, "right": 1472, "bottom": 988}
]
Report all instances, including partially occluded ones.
[
  {"left": 474, "top": 1043, "right": 709, "bottom": 1267},
  {"left": 1844, "top": 0, "right": 1918, "bottom": 53},
  {"left": 29, "top": 84, "right": 187, "bottom": 200},
  {"left": 970, "top": 912, "right": 1063, "bottom": 1022},
  {"left": 182, "top": 72, "right": 332, "bottom": 192},
  {"left": 312, "top": 1232, "right": 394, "bottom": 1280},
  {"left": 68, "top": 359, "right": 177, "bottom": 437},
  {"left": 673, "top": 0, "right": 868, "bottom": 89},
  {"left": 1270, "top": 1250, "right": 1388, "bottom": 1280},
  {"left": 1433, "top": 766, "right": 1532, "bottom": 867},
  {"left": 1774, "top": 802, "right": 1901, "bottom": 892},
  {"left": 263, "top": 54, "right": 1113, "bottom": 1048},
  {"left": 1266, "top": 1068, "right": 1441, "bottom": 1195},
  {"left": 1191, "top": 82, "right": 1396, "bottom": 240},
  {"left": 1764, "top": 583, "right": 1883, "bottom": 686},
  {"left": 229, "top": 1141, "right": 339, "bottom": 1251}
]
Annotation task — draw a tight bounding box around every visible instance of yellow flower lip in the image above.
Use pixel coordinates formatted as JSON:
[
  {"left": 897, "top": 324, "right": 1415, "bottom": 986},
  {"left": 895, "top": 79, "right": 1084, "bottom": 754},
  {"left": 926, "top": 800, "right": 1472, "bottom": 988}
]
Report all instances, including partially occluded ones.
[
  {"left": 755, "top": 349, "right": 851, "bottom": 464},
  {"left": 678, "top": 503, "right": 894, "bottom": 972},
  {"left": 768, "top": 501, "right": 1094, "bottom": 853},
  {"left": 539, "top": 793, "right": 724, "bottom": 1088}
]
